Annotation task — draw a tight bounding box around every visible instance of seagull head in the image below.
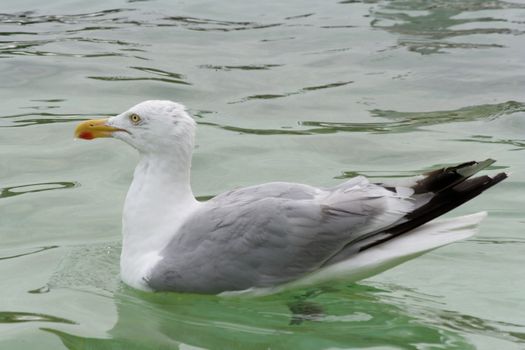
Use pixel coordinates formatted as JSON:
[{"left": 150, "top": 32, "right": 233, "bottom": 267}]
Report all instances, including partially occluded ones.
[{"left": 75, "top": 100, "right": 196, "bottom": 155}]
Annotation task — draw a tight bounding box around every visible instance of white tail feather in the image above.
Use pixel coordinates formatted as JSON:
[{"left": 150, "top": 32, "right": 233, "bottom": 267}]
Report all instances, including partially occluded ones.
[{"left": 291, "top": 211, "right": 487, "bottom": 288}]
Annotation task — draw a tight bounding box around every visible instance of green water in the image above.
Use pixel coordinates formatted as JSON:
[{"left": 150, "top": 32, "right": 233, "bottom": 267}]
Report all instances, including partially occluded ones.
[{"left": 1, "top": 0, "right": 524, "bottom": 349}]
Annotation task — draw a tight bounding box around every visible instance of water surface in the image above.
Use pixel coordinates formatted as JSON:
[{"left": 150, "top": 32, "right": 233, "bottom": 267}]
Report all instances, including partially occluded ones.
[{"left": 1, "top": 0, "right": 524, "bottom": 349}]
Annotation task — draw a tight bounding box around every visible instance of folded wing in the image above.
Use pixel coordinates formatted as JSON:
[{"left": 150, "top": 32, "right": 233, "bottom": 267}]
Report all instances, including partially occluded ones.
[{"left": 146, "top": 159, "right": 506, "bottom": 294}]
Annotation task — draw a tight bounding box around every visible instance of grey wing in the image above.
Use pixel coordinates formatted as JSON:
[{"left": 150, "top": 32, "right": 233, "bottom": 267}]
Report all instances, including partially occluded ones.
[{"left": 146, "top": 177, "right": 414, "bottom": 293}]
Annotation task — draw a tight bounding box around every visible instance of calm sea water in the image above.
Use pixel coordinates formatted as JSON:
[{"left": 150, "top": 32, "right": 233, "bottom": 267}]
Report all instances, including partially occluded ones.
[{"left": 1, "top": 0, "right": 524, "bottom": 349}]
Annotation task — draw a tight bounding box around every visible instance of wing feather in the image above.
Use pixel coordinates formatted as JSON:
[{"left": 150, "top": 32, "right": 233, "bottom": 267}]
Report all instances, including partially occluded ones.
[{"left": 146, "top": 179, "right": 414, "bottom": 293}]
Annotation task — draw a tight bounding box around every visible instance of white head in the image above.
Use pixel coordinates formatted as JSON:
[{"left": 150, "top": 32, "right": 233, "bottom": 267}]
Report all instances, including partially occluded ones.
[{"left": 75, "top": 100, "right": 196, "bottom": 156}]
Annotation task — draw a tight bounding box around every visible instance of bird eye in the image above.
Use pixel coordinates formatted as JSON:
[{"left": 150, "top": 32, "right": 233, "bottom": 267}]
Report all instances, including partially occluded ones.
[{"left": 129, "top": 113, "right": 141, "bottom": 124}]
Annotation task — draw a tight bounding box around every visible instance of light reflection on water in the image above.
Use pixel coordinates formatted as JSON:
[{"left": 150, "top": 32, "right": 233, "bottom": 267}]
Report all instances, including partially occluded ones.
[{"left": 0, "top": 0, "right": 524, "bottom": 349}]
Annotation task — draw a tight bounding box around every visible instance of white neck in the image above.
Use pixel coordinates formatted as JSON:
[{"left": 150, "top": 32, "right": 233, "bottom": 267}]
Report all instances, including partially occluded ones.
[{"left": 120, "top": 150, "right": 199, "bottom": 290}]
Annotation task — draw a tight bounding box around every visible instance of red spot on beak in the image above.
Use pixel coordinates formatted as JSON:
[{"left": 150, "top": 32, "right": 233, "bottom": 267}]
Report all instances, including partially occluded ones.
[{"left": 79, "top": 131, "right": 94, "bottom": 140}]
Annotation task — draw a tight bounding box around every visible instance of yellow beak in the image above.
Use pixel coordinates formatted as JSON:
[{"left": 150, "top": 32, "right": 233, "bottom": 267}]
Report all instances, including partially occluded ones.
[{"left": 74, "top": 118, "right": 124, "bottom": 140}]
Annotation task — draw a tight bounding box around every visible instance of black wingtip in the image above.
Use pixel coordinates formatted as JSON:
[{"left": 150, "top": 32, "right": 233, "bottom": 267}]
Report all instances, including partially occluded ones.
[
  {"left": 414, "top": 158, "right": 499, "bottom": 194},
  {"left": 494, "top": 171, "right": 508, "bottom": 181},
  {"left": 395, "top": 171, "right": 507, "bottom": 234},
  {"left": 492, "top": 172, "right": 508, "bottom": 184},
  {"left": 346, "top": 160, "right": 508, "bottom": 254},
  {"left": 456, "top": 158, "right": 495, "bottom": 176}
]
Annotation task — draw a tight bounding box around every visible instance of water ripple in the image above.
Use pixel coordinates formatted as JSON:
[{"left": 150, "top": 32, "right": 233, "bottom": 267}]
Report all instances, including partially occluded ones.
[
  {"left": 453, "top": 136, "right": 525, "bottom": 151},
  {"left": 230, "top": 81, "right": 353, "bottom": 104},
  {"left": 0, "top": 8, "right": 327, "bottom": 61},
  {"left": 369, "top": 100, "right": 524, "bottom": 126},
  {"left": 0, "top": 37, "right": 144, "bottom": 59},
  {"left": 0, "top": 9, "right": 131, "bottom": 25},
  {"left": 425, "top": 308, "right": 525, "bottom": 344},
  {"left": 0, "top": 111, "right": 107, "bottom": 128},
  {"left": 0, "top": 311, "right": 75, "bottom": 324},
  {"left": 284, "top": 13, "right": 315, "bottom": 20},
  {"left": 160, "top": 16, "right": 282, "bottom": 32},
  {"left": 368, "top": 0, "right": 525, "bottom": 54},
  {"left": 0, "top": 182, "right": 78, "bottom": 199},
  {"left": 199, "top": 64, "right": 283, "bottom": 71},
  {"left": 45, "top": 242, "right": 121, "bottom": 294},
  {"left": 88, "top": 66, "right": 190, "bottom": 85},
  {"left": 203, "top": 101, "right": 524, "bottom": 136},
  {"left": 0, "top": 8, "right": 147, "bottom": 59},
  {"left": 0, "top": 31, "right": 38, "bottom": 36},
  {"left": 40, "top": 283, "right": 477, "bottom": 349},
  {"left": 470, "top": 238, "right": 525, "bottom": 245},
  {"left": 0, "top": 245, "right": 58, "bottom": 261},
  {"left": 65, "top": 36, "right": 142, "bottom": 47},
  {"left": 378, "top": 283, "right": 525, "bottom": 345}
]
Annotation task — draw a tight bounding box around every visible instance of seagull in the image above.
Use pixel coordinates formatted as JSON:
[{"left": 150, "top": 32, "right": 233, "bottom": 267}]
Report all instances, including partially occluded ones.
[{"left": 74, "top": 100, "right": 507, "bottom": 295}]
